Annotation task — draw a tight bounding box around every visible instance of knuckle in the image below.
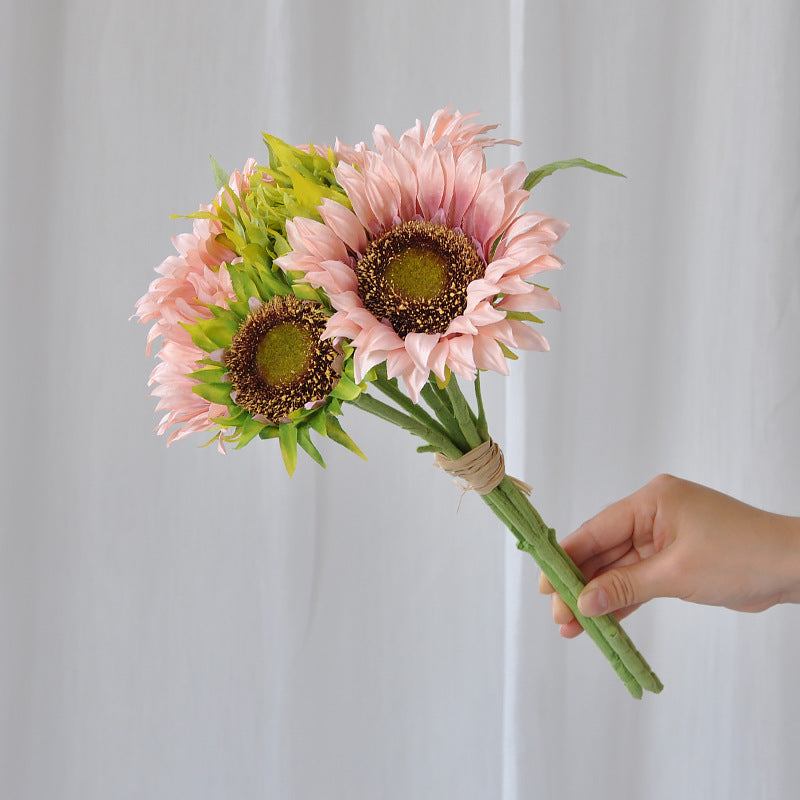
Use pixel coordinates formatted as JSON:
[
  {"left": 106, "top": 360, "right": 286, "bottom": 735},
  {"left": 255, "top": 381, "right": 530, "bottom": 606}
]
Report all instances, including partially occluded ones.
[
  {"left": 604, "top": 570, "right": 638, "bottom": 608},
  {"left": 650, "top": 473, "right": 677, "bottom": 490}
]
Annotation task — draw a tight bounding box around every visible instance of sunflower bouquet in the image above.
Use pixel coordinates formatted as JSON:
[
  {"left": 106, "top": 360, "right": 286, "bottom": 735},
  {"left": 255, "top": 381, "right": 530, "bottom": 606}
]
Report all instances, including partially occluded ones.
[{"left": 135, "top": 108, "right": 662, "bottom": 697}]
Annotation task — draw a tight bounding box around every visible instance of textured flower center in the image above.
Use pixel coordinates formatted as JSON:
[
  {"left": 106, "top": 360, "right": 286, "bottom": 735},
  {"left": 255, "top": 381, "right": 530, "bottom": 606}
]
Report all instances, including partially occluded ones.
[
  {"left": 355, "top": 220, "right": 485, "bottom": 338},
  {"left": 256, "top": 323, "right": 314, "bottom": 385},
  {"left": 225, "top": 295, "right": 337, "bottom": 421}
]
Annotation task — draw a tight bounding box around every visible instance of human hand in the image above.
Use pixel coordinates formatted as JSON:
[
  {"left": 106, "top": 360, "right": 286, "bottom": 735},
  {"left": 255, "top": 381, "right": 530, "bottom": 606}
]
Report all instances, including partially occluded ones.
[{"left": 539, "top": 474, "right": 800, "bottom": 638}]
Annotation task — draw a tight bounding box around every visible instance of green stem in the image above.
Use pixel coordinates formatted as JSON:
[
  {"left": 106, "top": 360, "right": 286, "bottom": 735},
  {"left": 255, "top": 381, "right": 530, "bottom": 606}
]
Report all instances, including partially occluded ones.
[
  {"left": 350, "top": 393, "right": 461, "bottom": 460},
  {"left": 481, "top": 483, "right": 643, "bottom": 697},
  {"left": 372, "top": 375, "right": 452, "bottom": 444},
  {"left": 443, "top": 379, "right": 482, "bottom": 449},
  {"left": 420, "top": 383, "right": 469, "bottom": 452},
  {"left": 474, "top": 372, "right": 489, "bottom": 441},
  {"left": 352, "top": 375, "right": 663, "bottom": 697},
  {"left": 497, "top": 478, "right": 663, "bottom": 696}
]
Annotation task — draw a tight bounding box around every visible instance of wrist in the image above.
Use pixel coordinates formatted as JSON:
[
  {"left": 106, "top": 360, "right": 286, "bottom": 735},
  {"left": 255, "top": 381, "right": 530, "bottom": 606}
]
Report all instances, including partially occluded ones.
[{"left": 779, "top": 516, "right": 800, "bottom": 604}]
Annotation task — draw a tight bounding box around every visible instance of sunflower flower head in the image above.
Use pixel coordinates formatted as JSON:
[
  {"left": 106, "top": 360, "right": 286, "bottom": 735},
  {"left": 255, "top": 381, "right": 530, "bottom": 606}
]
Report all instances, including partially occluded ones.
[
  {"left": 137, "top": 140, "right": 369, "bottom": 473},
  {"left": 275, "top": 108, "right": 568, "bottom": 401}
]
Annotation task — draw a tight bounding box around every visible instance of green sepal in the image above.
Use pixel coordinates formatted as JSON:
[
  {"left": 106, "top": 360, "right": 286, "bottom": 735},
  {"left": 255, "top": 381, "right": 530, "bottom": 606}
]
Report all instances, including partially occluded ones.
[
  {"left": 197, "top": 317, "right": 236, "bottom": 349},
  {"left": 504, "top": 310, "right": 545, "bottom": 324},
  {"left": 191, "top": 381, "right": 234, "bottom": 405},
  {"left": 278, "top": 423, "right": 299, "bottom": 476},
  {"left": 524, "top": 158, "right": 625, "bottom": 191},
  {"left": 297, "top": 426, "right": 326, "bottom": 468},
  {"left": 307, "top": 409, "right": 328, "bottom": 437},
  {"left": 330, "top": 373, "right": 362, "bottom": 402},
  {"left": 435, "top": 367, "right": 452, "bottom": 390},
  {"left": 325, "top": 415, "right": 366, "bottom": 460},
  {"left": 236, "top": 414, "right": 266, "bottom": 448},
  {"left": 228, "top": 264, "right": 266, "bottom": 305},
  {"left": 258, "top": 425, "right": 280, "bottom": 440},
  {"left": 188, "top": 366, "right": 227, "bottom": 384},
  {"left": 290, "top": 283, "right": 323, "bottom": 303},
  {"left": 498, "top": 342, "right": 519, "bottom": 361},
  {"left": 180, "top": 322, "right": 218, "bottom": 354},
  {"left": 210, "top": 155, "right": 229, "bottom": 191}
]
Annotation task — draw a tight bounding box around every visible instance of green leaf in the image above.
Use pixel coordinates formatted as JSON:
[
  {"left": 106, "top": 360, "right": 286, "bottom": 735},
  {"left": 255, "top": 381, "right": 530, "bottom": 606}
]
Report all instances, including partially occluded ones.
[
  {"left": 498, "top": 342, "right": 519, "bottom": 361},
  {"left": 523, "top": 158, "right": 625, "bottom": 191},
  {"left": 188, "top": 366, "right": 227, "bottom": 384},
  {"left": 297, "top": 426, "right": 326, "bottom": 468},
  {"left": 278, "top": 423, "right": 299, "bottom": 476},
  {"left": 236, "top": 414, "right": 266, "bottom": 448},
  {"left": 290, "top": 283, "right": 322, "bottom": 303},
  {"left": 181, "top": 322, "right": 218, "bottom": 354},
  {"left": 198, "top": 317, "right": 236, "bottom": 349},
  {"left": 210, "top": 155, "right": 229, "bottom": 191},
  {"left": 325, "top": 415, "right": 366, "bottom": 460},
  {"left": 330, "top": 373, "right": 362, "bottom": 402},
  {"left": 191, "top": 381, "right": 234, "bottom": 405},
  {"left": 307, "top": 409, "right": 328, "bottom": 437},
  {"left": 504, "top": 310, "right": 544, "bottom": 324}
]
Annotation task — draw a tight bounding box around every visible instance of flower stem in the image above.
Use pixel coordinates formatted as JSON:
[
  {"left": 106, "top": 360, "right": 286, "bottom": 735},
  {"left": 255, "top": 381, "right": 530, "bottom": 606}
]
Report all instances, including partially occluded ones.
[
  {"left": 372, "top": 374, "right": 452, "bottom": 444},
  {"left": 351, "top": 375, "right": 663, "bottom": 697},
  {"left": 350, "top": 393, "right": 462, "bottom": 460}
]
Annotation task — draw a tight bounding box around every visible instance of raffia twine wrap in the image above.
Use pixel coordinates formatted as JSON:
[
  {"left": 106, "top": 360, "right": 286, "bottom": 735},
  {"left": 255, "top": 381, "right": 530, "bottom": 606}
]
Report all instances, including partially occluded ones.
[{"left": 433, "top": 439, "right": 531, "bottom": 497}]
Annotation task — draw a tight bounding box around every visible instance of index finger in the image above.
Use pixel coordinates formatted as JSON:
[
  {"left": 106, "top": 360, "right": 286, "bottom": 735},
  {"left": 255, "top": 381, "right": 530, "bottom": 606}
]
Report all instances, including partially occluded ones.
[{"left": 560, "top": 483, "right": 658, "bottom": 566}]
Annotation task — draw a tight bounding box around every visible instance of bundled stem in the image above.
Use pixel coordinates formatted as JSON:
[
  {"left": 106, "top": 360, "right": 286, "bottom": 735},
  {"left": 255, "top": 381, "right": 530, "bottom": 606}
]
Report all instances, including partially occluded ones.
[{"left": 352, "top": 375, "right": 663, "bottom": 697}]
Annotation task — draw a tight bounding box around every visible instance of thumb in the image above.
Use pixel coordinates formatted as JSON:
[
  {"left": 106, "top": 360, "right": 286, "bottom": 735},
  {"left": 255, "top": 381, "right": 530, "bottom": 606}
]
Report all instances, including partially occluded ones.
[{"left": 577, "top": 555, "right": 673, "bottom": 617}]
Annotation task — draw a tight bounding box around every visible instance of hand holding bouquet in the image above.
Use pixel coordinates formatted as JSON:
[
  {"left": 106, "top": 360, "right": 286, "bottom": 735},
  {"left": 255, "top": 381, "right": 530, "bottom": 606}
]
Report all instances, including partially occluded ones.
[{"left": 135, "top": 108, "right": 662, "bottom": 697}]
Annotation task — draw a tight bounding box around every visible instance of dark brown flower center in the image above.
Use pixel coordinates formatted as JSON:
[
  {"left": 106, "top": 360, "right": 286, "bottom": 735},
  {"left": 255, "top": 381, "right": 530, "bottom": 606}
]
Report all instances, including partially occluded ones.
[
  {"left": 225, "top": 295, "right": 336, "bottom": 421},
  {"left": 355, "top": 220, "right": 485, "bottom": 338}
]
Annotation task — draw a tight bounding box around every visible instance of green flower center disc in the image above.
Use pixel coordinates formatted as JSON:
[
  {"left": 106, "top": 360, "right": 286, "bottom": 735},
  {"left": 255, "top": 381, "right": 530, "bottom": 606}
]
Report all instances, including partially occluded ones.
[
  {"left": 355, "top": 220, "right": 485, "bottom": 338},
  {"left": 383, "top": 246, "right": 448, "bottom": 300},
  {"left": 256, "top": 322, "right": 314, "bottom": 386},
  {"left": 225, "top": 295, "right": 337, "bottom": 422}
]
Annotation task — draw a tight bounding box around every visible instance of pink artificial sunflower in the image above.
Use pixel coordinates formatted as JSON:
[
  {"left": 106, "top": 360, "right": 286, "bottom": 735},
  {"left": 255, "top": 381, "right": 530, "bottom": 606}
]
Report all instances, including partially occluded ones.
[
  {"left": 276, "top": 108, "right": 568, "bottom": 401},
  {"left": 135, "top": 159, "right": 259, "bottom": 448}
]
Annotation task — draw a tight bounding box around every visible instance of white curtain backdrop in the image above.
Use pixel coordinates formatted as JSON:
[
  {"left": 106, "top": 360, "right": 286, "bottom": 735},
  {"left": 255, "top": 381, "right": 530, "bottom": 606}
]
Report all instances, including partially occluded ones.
[{"left": 3, "top": 1, "right": 799, "bottom": 798}]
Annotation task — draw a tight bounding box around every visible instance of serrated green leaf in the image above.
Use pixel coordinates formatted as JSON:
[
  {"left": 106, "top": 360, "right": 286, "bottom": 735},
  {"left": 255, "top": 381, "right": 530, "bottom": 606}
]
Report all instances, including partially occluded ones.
[
  {"left": 325, "top": 415, "right": 366, "bottom": 460},
  {"left": 523, "top": 158, "right": 625, "bottom": 191},
  {"left": 297, "top": 427, "right": 326, "bottom": 468},
  {"left": 191, "top": 381, "right": 234, "bottom": 405},
  {"left": 278, "top": 423, "right": 298, "bottom": 476},
  {"left": 210, "top": 155, "right": 229, "bottom": 191}
]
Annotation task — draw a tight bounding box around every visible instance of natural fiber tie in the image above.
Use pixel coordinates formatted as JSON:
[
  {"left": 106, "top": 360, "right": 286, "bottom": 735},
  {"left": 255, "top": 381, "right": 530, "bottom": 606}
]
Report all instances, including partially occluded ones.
[{"left": 433, "top": 439, "right": 532, "bottom": 497}]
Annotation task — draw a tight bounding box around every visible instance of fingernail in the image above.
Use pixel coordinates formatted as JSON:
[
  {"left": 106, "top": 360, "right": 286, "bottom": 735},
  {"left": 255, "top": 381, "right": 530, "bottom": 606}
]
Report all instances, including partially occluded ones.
[{"left": 578, "top": 588, "right": 608, "bottom": 617}]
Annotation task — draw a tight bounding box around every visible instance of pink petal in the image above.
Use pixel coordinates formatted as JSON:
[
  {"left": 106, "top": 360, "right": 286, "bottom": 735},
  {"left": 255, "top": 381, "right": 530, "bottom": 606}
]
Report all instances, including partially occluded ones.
[
  {"left": 497, "top": 286, "right": 561, "bottom": 312},
  {"left": 416, "top": 146, "right": 446, "bottom": 221},
  {"left": 364, "top": 169, "right": 399, "bottom": 231},
  {"left": 319, "top": 198, "right": 368, "bottom": 255},
  {"left": 472, "top": 335, "right": 509, "bottom": 375},
  {"left": 445, "top": 334, "right": 477, "bottom": 379},
  {"left": 506, "top": 320, "right": 550, "bottom": 351},
  {"left": 372, "top": 124, "right": 398, "bottom": 153},
  {"left": 383, "top": 147, "right": 419, "bottom": 220},
  {"left": 450, "top": 146, "right": 485, "bottom": 229},
  {"left": 334, "top": 162, "right": 381, "bottom": 237},
  {"left": 404, "top": 332, "right": 442, "bottom": 370}
]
